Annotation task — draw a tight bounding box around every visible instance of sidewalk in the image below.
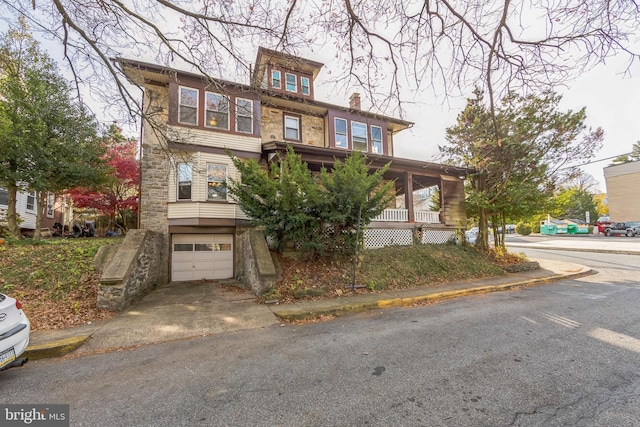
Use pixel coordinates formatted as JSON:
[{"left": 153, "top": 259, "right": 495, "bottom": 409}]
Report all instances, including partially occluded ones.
[
  {"left": 506, "top": 234, "right": 640, "bottom": 255},
  {"left": 23, "top": 258, "right": 592, "bottom": 362}
]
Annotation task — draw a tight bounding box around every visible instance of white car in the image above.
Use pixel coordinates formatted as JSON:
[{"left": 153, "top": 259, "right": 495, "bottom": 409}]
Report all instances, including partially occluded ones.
[{"left": 0, "top": 293, "right": 30, "bottom": 371}]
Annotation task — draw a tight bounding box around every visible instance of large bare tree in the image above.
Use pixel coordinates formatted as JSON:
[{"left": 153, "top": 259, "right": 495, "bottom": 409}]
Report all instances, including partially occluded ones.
[{"left": 1, "top": 0, "right": 638, "bottom": 125}]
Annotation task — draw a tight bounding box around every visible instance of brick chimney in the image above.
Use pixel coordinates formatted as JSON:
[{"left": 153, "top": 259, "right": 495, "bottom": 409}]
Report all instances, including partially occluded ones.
[{"left": 349, "top": 92, "right": 361, "bottom": 110}]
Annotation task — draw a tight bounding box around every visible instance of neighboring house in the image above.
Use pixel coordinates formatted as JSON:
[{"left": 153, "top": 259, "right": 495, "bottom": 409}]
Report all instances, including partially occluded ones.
[
  {"left": 0, "top": 187, "right": 67, "bottom": 235},
  {"left": 603, "top": 160, "right": 640, "bottom": 222},
  {"left": 117, "top": 48, "right": 469, "bottom": 283}
]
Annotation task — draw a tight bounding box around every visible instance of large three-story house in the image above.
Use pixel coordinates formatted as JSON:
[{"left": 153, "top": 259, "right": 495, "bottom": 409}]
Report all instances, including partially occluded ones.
[{"left": 117, "top": 47, "right": 468, "bottom": 282}]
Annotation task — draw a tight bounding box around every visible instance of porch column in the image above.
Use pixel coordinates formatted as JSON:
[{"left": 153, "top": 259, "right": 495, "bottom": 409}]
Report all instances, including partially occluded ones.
[{"left": 404, "top": 172, "right": 414, "bottom": 223}]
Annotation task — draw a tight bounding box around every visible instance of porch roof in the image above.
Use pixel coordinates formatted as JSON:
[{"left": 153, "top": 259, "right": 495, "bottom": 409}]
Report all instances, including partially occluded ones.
[{"left": 261, "top": 140, "right": 473, "bottom": 180}]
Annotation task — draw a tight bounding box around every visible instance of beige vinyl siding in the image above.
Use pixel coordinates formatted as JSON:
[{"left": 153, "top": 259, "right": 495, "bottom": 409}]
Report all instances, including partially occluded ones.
[
  {"left": 168, "top": 202, "right": 237, "bottom": 219},
  {"left": 168, "top": 152, "right": 245, "bottom": 220},
  {"left": 167, "top": 125, "right": 261, "bottom": 153}
]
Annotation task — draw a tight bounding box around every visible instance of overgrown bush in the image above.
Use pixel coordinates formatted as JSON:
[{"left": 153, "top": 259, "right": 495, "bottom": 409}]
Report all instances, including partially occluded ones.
[{"left": 516, "top": 221, "right": 532, "bottom": 235}]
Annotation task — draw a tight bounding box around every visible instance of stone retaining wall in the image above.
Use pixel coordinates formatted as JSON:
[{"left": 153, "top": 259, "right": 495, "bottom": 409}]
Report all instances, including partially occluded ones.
[
  {"left": 241, "top": 229, "right": 278, "bottom": 296},
  {"left": 97, "top": 229, "right": 167, "bottom": 311}
]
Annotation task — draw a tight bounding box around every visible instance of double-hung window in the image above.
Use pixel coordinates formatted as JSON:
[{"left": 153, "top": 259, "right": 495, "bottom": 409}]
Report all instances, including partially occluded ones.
[
  {"left": 285, "top": 73, "right": 297, "bottom": 92},
  {"left": 271, "top": 70, "right": 281, "bottom": 89},
  {"left": 351, "top": 122, "right": 368, "bottom": 152},
  {"left": 207, "top": 164, "right": 227, "bottom": 201},
  {"left": 178, "top": 87, "right": 198, "bottom": 125},
  {"left": 335, "top": 118, "right": 348, "bottom": 149},
  {"left": 236, "top": 98, "right": 253, "bottom": 134},
  {"left": 205, "top": 92, "right": 229, "bottom": 130},
  {"left": 301, "top": 77, "right": 310, "bottom": 95},
  {"left": 371, "top": 125, "right": 383, "bottom": 154},
  {"left": 284, "top": 115, "right": 300, "bottom": 140},
  {"left": 47, "top": 193, "right": 55, "bottom": 218},
  {"left": 26, "top": 191, "right": 36, "bottom": 212},
  {"left": 177, "top": 163, "right": 192, "bottom": 200},
  {"left": 0, "top": 188, "right": 8, "bottom": 206}
]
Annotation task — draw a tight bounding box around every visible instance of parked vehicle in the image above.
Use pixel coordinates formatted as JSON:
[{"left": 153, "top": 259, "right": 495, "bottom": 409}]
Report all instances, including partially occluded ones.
[
  {"left": 604, "top": 222, "right": 640, "bottom": 237},
  {"left": 0, "top": 293, "right": 30, "bottom": 371}
]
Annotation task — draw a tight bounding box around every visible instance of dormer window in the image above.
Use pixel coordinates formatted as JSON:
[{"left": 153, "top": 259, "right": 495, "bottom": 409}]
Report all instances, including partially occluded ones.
[
  {"left": 371, "top": 126, "right": 383, "bottom": 154},
  {"left": 301, "top": 77, "right": 310, "bottom": 96},
  {"left": 271, "top": 70, "right": 281, "bottom": 89},
  {"left": 352, "top": 121, "right": 368, "bottom": 152},
  {"left": 285, "top": 73, "right": 297, "bottom": 92}
]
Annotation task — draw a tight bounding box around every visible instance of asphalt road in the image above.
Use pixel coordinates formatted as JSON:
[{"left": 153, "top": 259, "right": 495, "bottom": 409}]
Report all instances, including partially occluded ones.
[{"left": 2, "top": 250, "right": 639, "bottom": 426}]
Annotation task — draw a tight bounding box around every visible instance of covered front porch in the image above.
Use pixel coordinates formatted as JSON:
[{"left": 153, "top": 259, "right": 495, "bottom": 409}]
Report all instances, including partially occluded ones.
[{"left": 261, "top": 141, "right": 470, "bottom": 247}]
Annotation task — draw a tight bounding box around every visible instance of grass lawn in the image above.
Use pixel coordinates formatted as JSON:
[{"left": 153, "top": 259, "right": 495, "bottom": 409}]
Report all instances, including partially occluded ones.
[{"left": 0, "top": 237, "right": 525, "bottom": 330}]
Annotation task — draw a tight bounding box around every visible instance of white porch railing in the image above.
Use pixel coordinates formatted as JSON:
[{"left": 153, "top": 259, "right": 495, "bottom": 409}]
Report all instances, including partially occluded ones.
[
  {"left": 373, "top": 209, "right": 440, "bottom": 223},
  {"left": 373, "top": 208, "right": 408, "bottom": 222},
  {"left": 415, "top": 210, "right": 440, "bottom": 223}
]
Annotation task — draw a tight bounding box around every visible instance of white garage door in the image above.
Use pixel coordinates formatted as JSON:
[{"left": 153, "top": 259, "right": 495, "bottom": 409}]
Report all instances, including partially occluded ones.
[{"left": 171, "top": 234, "right": 234, "bottom": 282}]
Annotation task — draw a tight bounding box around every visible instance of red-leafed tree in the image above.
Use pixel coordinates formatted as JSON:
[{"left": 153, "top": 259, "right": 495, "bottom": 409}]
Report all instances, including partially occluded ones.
[{"left": 69, "top": 124, "right": 140, "bottom": 234}]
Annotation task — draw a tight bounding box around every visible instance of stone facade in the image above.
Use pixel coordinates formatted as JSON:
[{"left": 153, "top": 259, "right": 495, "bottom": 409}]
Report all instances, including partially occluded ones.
[
  {"left": 260, "top": 106, "right": 326, "bottom": 147},
  {"left": 98, "top": 229, "right": 167, "bottom": 311}
]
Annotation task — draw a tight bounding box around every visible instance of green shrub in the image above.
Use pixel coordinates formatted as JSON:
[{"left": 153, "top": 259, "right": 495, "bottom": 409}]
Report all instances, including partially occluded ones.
[{"left": 516, "top": 221, "right": 532, "bottom": 235}]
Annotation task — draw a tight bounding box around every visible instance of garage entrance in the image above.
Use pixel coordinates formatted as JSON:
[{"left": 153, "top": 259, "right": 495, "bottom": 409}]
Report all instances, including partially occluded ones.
[{"left": 171, "top": 234, "right": 234, "bottom": 282}]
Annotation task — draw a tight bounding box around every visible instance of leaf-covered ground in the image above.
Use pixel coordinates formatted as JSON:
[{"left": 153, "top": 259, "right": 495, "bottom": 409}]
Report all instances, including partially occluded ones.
[
  {"left": 0, "top": 238, "right": 118, "bottom": 330},
  {"left": 0, "top": 237, "right": 526, "bottom": 330},
  {"left": 265, "top": 244, "right": 525, "bottom": 303}
]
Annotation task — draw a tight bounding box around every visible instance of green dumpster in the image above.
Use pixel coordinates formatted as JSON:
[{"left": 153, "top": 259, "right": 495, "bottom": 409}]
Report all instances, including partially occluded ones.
[
  {"left": 540, "top": 223, "right": 557, "bottom": 235},
  {"left": 567, "top": 224, "right": 577, "bottom": 234}
]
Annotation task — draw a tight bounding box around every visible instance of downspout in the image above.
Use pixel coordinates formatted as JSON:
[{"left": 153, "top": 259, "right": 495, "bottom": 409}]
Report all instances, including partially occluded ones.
[{"left": 137, "top": 90, "right": 144, "bottom": 229}]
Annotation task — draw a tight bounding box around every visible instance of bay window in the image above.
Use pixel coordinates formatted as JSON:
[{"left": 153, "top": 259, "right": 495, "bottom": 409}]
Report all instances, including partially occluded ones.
[
  {"left": 177, "top": 163, "right": 192, "bottom": 200},
  {"left": 207, "top": 164, "right": 228, "bottom": 201}
]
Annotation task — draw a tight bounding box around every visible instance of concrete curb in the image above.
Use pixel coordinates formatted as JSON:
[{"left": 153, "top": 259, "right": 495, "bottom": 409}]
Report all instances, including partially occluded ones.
[
  {"left": 272, "top": 267, "right": 594, "bottom": 322},
  {"left": 23, "top": 335, "right": 90, "bottom": 361},
  {"left": 508, "top": 244, "right": 640, "bottom": 256}
]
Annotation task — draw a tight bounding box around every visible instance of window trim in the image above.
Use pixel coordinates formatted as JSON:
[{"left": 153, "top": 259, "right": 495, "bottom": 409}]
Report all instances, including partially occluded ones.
[
  {"left": 271, "top": 70, "right": 281, "bottom": 89},
  {"left": 235, "top": 98, "right": 254, "bottom": 134},
  {"left": 46, "top": 192, "right": 55, "bottom": 218},
  {"left": 371, "top": 125, "right": 383, "bottom": 154},
  {"left": 284, "top": 114, "right": 301, "bottom": 141},
  {"left": 0, "top": 187, "right": 8, "bottom": 207},
  {"left": 177, "top": 163, "right": 193, "bottom": 201},
  {"left": 334, "top": 117, "right": 348, "bottom": 149},
  {"left": 206, "top": 163, "right": 228, "bottom": 201},
  {"left": 204, "top": 92, "right": 230, "bottom": 130},
  {"left": 351, "top": 121, "right": 368, "bottom": 152},
  {"left": 178, "top": 86, "right": 199, "bottom": 126},
  {"left": 285, "top": 73, "right": 297, "bottom": 92},
  {"left": 25, "top": 191, "right": 36, "bottom": 212},
  {"left": 300, "top": 76, "right": 310, "bottom": 96}
]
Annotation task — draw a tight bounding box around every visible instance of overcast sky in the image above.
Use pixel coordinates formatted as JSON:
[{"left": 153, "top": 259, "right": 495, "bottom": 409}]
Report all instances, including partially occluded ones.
[{"left": 2, "top": 14, "right": 637, "bottom": 195}]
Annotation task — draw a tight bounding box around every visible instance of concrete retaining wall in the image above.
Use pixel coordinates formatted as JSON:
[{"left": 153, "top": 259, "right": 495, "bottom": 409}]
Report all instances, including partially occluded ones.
[{"left": 97, "top": 229, "right": 167, "bottom": 311}]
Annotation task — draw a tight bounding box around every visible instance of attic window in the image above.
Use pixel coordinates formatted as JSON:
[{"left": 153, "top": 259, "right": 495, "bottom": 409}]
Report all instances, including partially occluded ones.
[
  {"left": 285, "top": 73, "right": 297, "bottom": 92},
  {"left": 271, "top": 70, "right": 281, "bottom": 89},
  {"left": 301, "top": 77, "right": 310, "bottom": 95}
]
